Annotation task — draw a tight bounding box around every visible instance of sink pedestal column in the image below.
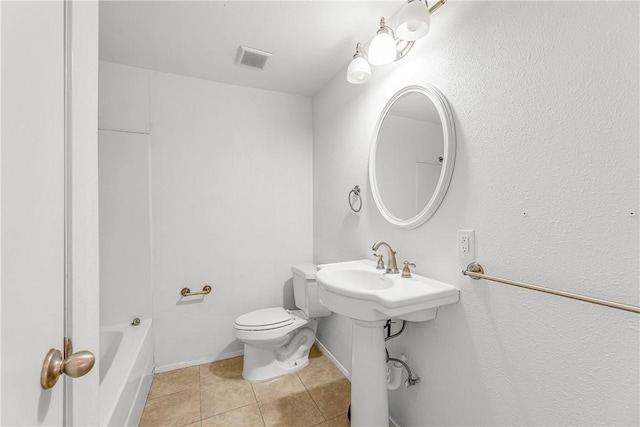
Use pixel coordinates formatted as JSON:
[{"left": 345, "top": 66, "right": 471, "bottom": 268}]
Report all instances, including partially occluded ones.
[{"left": 351, "top": 319, "right": 388, "bottom": 427}]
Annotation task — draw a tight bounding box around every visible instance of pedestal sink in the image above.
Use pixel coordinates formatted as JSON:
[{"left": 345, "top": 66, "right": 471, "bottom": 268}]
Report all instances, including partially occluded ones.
[{"left": 316, "top": 260, "right": 459, "bottom": 427}]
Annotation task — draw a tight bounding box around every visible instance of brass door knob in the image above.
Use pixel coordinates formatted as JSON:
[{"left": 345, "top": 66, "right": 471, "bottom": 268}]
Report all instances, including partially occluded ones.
[{"left": 41, "top": 346, "right": 95, "bottom": 390}]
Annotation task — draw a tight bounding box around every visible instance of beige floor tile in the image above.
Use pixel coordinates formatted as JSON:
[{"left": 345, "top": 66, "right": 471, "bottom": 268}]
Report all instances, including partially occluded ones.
[
  {"left": 258, "top": 391, "right": 325, "bottom": 427},
  {"left": 307, "top": 378, "right": 351, "bottom": 420},
  {"left": 326, "top": 413, "right": 350, "bottom": 427},
  {"left": 201, "top": 403, "right": 265, "bottom": 427},
  {"left": 200, "top": 356, "right": 244, "bottom": 386},
  {"left": 201, "top": 378, "right": 257, "bottom": 419},
  {"left": 308, "top": 344, "right": 323, "bottom": 359},
  {"left": 296, "top": 355, "right": 345, "bottom": 388},
  {"left": 148, "top": 366, "right": 200, "bottom": 400},
  {"left": 251, "top": 373, "right": 307, "bottom": 402},
  {"left": 141, "top": 351, "right": 351, "bottom": 427},
  {"left": 139, "top": 388, "right": 201, "bottom": 427}
]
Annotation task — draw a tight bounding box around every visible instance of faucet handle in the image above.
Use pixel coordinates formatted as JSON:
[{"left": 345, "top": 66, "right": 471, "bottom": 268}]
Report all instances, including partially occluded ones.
[
  {"left": 401, "top": 261, "right": 416, "bottom": 278},
  {"left": 373, "top": 253, "right": 385, "bottom": 270}
]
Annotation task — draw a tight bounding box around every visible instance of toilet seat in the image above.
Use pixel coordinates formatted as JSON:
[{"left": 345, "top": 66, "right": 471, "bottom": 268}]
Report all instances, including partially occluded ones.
[{"left": 234, "top": 307, "right": 294, "bottom": 331}]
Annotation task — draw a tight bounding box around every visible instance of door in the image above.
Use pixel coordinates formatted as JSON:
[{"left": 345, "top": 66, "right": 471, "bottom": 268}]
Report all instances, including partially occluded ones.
[{"left": 1, "top": 1, "right": 100, "bottom": 425}]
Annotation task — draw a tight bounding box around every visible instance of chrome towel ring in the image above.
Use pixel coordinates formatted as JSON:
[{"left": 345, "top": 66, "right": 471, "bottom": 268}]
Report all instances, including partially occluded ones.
[{"left": 348, "top": 185, "right": 362, "bottom": 212}]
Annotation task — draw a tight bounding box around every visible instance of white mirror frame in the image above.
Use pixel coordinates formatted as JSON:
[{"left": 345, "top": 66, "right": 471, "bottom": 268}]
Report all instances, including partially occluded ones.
[{"left": 369, "top": 84, "right": 456, "bottom": 229}]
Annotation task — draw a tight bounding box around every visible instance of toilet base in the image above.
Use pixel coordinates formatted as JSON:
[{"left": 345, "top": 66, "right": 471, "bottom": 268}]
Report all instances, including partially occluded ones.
[
  {"left": 242, "top": 344, "right": 311, "bottom": 381},
  {"left": 240, "top": 323, "right": 317, "bottom": 382}
]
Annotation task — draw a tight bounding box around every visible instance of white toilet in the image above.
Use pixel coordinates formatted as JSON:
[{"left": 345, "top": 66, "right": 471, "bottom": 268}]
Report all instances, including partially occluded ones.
[{"left": 232, "top": 264, "right": 331, "bottom": 381}]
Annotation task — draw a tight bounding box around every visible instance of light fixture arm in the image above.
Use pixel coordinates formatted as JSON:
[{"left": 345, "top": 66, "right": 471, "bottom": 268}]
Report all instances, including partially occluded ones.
[
  {"left": 428, "top": 0, "right": 447, "bottom": 14},
  {"left": 395, "top": 40, "right": 415, "bottom": 61},
  {"left": 377, "top": 17, "right": 395, "bottom": 38},
  {"left": 404, "top": 0, "right": 447, "bottom": 15}
]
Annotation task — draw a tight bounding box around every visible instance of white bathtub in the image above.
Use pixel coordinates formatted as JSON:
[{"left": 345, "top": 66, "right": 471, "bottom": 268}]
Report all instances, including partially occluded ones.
[{"left": 100, "top": 319, "right": 154, "bottom": 427}]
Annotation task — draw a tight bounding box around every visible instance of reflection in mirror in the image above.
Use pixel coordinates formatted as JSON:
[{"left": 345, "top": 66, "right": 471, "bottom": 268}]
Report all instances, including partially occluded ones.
[
  {"left": 369, "top": 84, "right": 456, "bottom": 229},
  {"left": 375, "top": 93, "right": 443, "bottom": 220}
]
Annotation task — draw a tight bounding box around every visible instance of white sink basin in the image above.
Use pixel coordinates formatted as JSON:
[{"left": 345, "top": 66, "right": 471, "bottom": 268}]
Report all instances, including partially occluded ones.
[
  {"left": 317, "top": 259, "right": 459, "bottom": 322},
  {"left": 324, "top": 269, "right": 394, "bottom": 291}
]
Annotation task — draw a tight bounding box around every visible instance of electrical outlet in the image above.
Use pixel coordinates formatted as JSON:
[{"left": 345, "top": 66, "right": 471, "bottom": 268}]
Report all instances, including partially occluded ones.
[{"left": 457, "top": 229, "right": 475, "bottom": 259}]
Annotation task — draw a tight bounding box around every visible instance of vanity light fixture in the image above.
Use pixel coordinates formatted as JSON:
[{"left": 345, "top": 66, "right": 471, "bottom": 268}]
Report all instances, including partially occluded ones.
[
  {"left": 347, "top": 43, "right": 371, "bottom": 84},
  {"left": 368, "top": 18, "right": 398, "bottom": 65},
  {"left": 396, "top": 0, "right": 430, "bottom": 41},
  {"left": 346, "top": 0, "right": 446, "bottom": 84}
]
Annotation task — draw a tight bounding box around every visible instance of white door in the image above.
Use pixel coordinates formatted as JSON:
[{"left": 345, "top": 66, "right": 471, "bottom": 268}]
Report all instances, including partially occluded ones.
[{"left": 0, "top": 1, "right": 100, "bottom": 425}]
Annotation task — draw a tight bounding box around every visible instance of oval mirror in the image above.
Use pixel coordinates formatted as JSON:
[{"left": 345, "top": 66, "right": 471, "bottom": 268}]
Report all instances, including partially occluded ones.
[{"left": 369, "top": 85, "right": 456, "bottom": 229}]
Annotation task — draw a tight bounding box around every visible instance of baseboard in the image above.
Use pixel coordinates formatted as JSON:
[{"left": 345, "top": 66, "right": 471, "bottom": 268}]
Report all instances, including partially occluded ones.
[
  {"left": 313, "top": 338, "right": 351, "bottom": 382},
  {"left": 155, "top": 341, "right": 344, "bottom": 377},
  {"left": 154, "top": 349, "right": 244, "bottom": 374}
]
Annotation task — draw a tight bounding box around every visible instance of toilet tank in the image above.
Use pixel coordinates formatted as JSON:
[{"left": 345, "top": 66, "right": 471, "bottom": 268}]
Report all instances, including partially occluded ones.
[{"left": 291, "top": 264, "right": 331, "bottom": 318}]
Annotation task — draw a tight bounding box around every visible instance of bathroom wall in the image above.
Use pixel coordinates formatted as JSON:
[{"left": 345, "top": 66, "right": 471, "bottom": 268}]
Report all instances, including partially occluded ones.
[
  {"left": 98, "top": 62, "right": 153, "bottom": 329},
  {"left": 313, "top": 2, "right": 639, "bottom": 426},
  {"left": 98, "top": 130, "right": 152, "bottom": 327},
  {"left": 99, "top": 61, "right": 314, "bottom": 370}
]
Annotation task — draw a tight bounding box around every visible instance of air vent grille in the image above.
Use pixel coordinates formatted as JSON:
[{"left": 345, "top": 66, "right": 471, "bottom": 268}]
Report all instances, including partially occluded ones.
[{"left": 236, "top": 46, "right": 272, "bottom": 70}]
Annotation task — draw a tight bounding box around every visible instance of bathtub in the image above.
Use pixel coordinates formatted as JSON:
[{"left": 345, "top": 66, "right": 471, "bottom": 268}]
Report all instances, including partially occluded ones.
[{"left": 100, "top": 319, "right": 154, "bottom": 427}]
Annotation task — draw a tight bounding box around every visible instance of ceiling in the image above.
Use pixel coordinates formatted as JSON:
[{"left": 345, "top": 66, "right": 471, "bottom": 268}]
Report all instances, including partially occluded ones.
[{"left": 99, "top": 1, "right": 401, "bottom": 97}]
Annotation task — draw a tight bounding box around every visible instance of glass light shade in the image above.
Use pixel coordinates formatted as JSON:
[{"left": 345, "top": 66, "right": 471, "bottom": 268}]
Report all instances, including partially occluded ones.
[
  {"left": 347, "top": 56, "right": 371, "bottom": 84},
  {"left": 396, "top": 0, "right": 430, "bottom": 41},
  {"left": 368, "top": 31, "right": 397, "bottom": 65}
]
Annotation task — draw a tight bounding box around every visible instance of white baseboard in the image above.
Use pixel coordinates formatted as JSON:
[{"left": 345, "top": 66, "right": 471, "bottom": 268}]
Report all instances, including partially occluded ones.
[
  {"left": 313, "top": 338, "right": 351, "bottom": 381},
  {"left": 153, "top": 349, "right": 244, "bottom": 374},
  {"left": 155, "top": 341, "right": 346, "bottom": 377}
]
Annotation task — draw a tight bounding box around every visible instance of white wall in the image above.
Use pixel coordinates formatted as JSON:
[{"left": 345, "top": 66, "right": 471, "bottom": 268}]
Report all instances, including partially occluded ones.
[
  {"left": 98, "top": 61, "right": 153, "bottom": 331},
  {"left": 313, "top": 2, "right": 639, "bottom": 426},
  {"left": 98, "top": 130, "right": 152, "bottom": 327},
  {"left": 99, "top": 62, "right": 314, "bottom": 370}
]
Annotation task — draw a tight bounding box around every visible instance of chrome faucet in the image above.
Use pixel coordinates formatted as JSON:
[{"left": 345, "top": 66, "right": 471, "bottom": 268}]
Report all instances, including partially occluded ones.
[{"left": 371, "top": 241, "right": 399, "bottom": 274}]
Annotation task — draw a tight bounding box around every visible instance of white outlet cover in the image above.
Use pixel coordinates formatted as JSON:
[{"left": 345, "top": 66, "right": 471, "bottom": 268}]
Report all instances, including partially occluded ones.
[{"left": 457, "top": 229, "right": 475, "bottom": 259}]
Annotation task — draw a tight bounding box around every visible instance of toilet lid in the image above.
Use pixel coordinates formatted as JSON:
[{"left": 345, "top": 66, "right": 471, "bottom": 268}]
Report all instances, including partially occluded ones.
[{"left": 234, "top": 307, "right": 294, "bottom": 331}]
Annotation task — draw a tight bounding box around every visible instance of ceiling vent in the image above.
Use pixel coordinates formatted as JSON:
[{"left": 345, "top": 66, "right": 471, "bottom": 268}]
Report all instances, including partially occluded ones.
[{"left": 236, "top": 46, "right": 272, "bottom": 71}]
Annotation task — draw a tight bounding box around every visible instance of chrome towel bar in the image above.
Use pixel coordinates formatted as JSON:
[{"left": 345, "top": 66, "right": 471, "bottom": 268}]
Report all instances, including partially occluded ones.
[
  {"left": 181, "top": 285, "right": 212, "bottom": 297},
  {"left": 462, "top": 262, "right": 640, "bottom": 314}
]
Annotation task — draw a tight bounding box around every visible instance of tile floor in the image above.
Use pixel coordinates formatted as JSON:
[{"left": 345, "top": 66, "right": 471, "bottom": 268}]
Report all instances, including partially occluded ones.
[{"left": 140, "top": 345, "right": 351, "bottom": 427}]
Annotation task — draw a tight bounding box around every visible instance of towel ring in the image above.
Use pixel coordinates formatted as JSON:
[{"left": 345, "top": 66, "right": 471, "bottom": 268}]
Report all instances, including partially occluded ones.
[{"left": 348, "top": 185, "right": 362, "bottom": 212}]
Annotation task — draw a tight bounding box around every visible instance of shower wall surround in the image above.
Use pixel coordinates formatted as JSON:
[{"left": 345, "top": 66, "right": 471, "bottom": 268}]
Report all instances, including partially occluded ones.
[
  {"left": 313, "top": 2, "right": 639, "bottom": 426},
  {"left": 98, "top": 130, "right": 152, "bottom": 327},
  {"left": 99, "top": 62, "right": 153, "bottom": 329},
  {"left": 99, "top": 61, "right": 313, "bottom": 370}
]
